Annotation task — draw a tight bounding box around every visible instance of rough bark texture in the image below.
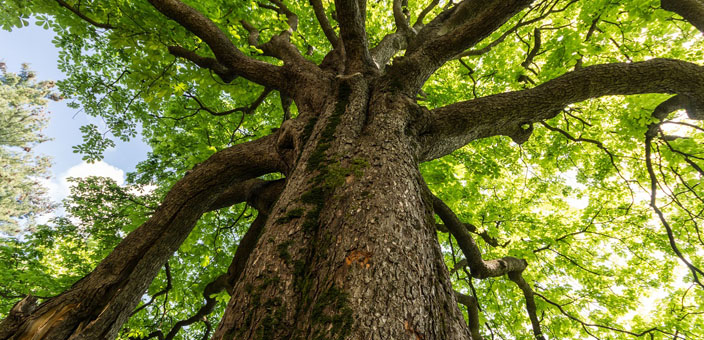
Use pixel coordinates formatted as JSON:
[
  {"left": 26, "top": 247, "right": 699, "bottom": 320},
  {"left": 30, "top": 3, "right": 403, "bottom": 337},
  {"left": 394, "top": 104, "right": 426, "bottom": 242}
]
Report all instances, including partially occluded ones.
[{"left": 212, "top": 78, "right": 471, "bottom": 339}]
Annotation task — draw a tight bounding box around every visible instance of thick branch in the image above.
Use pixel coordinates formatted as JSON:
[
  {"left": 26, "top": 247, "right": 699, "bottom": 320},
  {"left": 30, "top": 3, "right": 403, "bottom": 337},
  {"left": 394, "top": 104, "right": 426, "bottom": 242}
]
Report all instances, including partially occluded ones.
[
  {"left": 369, "top": 33, "right": 408, "bottom": 71},
  {"left": 0, "top": 134, "right": 285, "bottom": 339},
  {"left": 661, "top": 0, "right": 704, "bottom": 34},
  {"left": 368, "top": 0, "right": 418, "bottom": 70},
  {"left": 384, "top": 0, "right": 531, "bottom": 94},
  {"left": 148, "top": 0, "right": 286, "bottom": 89},
  {"left": 419, "top": 58, "right": 704, "bottom": 162},
  {"left": 656, "top": 94, "right": 703, "bottom": 122},
  {"left": 507, "top": 272, "right": 545, "bottom": 340},
  {"left": 239, "top": 19, "right": 307, "bottom": 65},
  {"left": 436, "top": 223, "right": 504, "bottom": 247},
  {"left": 393, "top": 0, "right": 413, "bottom": 35},
  {"left": 207, "top": 178, "right": 283, "bottom": 213},
  {"left": 433, "top": 193, "right": 545, "bottom": 339},
  {"left": 454, "top": 291, "right": 482, "bottom": 340},
  {"left": 334, "top": 0, "right": 375, "bottom": 73},
  {"left": 156, "top": 180, "right": 284, "bottom": 340},
  {"left": 414, "top": 0, "right": 439, "bottom": 28},
  {"left": 521, "top": 28, "right": 541, "bottom": 70}
]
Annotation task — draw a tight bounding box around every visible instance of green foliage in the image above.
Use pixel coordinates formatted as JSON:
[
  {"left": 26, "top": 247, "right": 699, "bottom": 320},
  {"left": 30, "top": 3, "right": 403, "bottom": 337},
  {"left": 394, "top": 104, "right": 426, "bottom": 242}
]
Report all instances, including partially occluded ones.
[
  {"left": 0, "top": 0, "right": 703, "bottom": 339},
  {"left": 0, "top": 63, "right": 55, "bottom": 235}
]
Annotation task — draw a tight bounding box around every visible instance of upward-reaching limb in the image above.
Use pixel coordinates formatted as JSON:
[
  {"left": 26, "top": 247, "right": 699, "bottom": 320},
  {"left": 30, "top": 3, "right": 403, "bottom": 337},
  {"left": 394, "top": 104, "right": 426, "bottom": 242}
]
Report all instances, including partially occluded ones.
[
  {"left": 309, "top": 0, "right": 339, "bottom": 49},
  {"left": 334, "top": 0, "right": 376, "bottom": 74},
  {"left": 432, "top": 193, "right": 545, "bottom": 340},
  {"left": 130, "top": 179, "right": 286, "bottom": 340},
  {"left": 239, "top": 0, "right": 315, "bottom": 68},
  {"left": 382, "top": 0, "right": 532, "bottom": 95}
]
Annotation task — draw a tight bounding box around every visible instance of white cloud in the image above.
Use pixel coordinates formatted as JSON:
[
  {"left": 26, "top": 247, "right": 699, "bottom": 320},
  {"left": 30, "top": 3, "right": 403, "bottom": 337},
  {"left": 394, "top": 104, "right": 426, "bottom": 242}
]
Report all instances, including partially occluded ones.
[
  {"left": 35, "top": 161, "right": 125, "bottom": 225},
  {"left": 43, "top": 161, "right": 125, "bottom": 203}
]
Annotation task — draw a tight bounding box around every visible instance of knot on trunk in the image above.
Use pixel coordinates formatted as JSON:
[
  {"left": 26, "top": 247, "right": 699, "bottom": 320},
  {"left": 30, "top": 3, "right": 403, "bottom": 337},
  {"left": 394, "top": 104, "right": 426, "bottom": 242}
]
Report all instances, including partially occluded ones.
[{"left": 506, "top": 122, "right": 534, "bottom": 145}]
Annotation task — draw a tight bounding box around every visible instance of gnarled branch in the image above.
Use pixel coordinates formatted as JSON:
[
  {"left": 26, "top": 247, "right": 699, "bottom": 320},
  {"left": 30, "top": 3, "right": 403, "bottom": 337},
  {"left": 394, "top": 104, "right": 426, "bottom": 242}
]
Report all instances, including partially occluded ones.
[
  {"left": 454, "top": 291, "right": 482, "bottom": 340},
  {"left": 0, "top": 134, "right": 286, "bottom": 340},
  {"left": 393, "top": 0, "right": 413, "bottom": 35},
  {"left": 384, "top": 0, "right": 532, "bottom": 95},
  {"left": 432, "top": 193, "right": 545, "bottom": 339},
  {"left": 432, "top": 194, "right": 526, "bottom": 279},
  {"left": 240, "top": 1, "right": 311, "bottom": 65},
  {"left": 419, "top": 58, "right": 704, "bottom": 162},
  {"left": 146, "top": 180, "right": 284, "bottom": 340},
  {"left": 436, "top": 223, "right": 505, "bottom": 248},
  {"left": 148, "top": 0, "right": 287, "bottom": 90},
  {"left": 309, "top": 0, "right": 339, "bottom": 48}
]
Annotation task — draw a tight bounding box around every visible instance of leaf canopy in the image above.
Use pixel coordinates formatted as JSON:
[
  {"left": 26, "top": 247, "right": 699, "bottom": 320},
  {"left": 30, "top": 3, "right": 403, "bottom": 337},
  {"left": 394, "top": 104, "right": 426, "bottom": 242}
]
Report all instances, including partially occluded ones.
[{"left": 0, "top": 0, "right": 703, "bottom": 339}]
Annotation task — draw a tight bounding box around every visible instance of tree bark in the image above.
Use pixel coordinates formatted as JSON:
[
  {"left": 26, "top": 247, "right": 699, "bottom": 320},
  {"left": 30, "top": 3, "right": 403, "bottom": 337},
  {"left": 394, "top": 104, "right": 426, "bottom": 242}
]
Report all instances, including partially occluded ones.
[
  {"left": 212, "top": 77, "right": 472, "bottom": 339},
  {"left": 661, "top": 0, "right": 704, "bottom": 34}
]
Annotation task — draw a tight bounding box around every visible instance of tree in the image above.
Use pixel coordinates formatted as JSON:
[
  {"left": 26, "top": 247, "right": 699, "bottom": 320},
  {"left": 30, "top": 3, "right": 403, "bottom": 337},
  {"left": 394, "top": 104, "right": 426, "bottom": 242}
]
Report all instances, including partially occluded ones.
[
  {"left": 0, "top": 62, "right": 55, "bottom": 235},
  {"left": 1, "top": 0, "right": 703, "bottom": 339}
]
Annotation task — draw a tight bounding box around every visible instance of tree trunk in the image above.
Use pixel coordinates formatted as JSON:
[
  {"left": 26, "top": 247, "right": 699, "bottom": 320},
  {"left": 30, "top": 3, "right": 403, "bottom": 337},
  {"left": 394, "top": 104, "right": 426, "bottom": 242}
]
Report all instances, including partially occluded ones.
[
  {"left": 212, "top": 77, "right": 471, "bottom": 339},
  {"left": 1, "top": 76, "right": 472, "bottom": 339}
]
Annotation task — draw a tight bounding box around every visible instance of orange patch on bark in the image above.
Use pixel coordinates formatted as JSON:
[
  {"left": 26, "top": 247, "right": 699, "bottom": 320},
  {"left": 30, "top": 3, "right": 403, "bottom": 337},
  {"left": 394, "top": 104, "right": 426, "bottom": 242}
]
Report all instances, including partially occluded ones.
[
  {"left": 344, "top": 250, "right": 372, "bottom": 268},
  {"left": 404, "top": 320, "right": 426, "bottom": 340}
]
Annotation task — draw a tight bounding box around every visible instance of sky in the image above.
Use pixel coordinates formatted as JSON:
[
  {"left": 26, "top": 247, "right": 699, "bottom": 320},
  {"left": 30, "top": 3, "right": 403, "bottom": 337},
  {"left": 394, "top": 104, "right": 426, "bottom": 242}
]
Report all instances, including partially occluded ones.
[{"left": 0, "top": 23, "right": 150, "bottom": 204}]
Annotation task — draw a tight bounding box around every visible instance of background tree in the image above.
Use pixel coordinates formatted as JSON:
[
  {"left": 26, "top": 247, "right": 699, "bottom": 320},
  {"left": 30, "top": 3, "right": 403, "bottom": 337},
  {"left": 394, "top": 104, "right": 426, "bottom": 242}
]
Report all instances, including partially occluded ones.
[
  {"left": 0, "top": 62, "right": 56, "bottom": 235},
  {"left": 0, "top": 0, "right": 703, "bottom": 340}
]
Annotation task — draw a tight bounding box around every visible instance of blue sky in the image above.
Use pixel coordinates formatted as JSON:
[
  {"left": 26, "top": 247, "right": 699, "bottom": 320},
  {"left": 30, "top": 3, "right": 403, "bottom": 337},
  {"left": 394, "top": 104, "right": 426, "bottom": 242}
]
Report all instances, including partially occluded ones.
[{"left": 0, "top": 23, "right": 150, "bottom": 202}]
